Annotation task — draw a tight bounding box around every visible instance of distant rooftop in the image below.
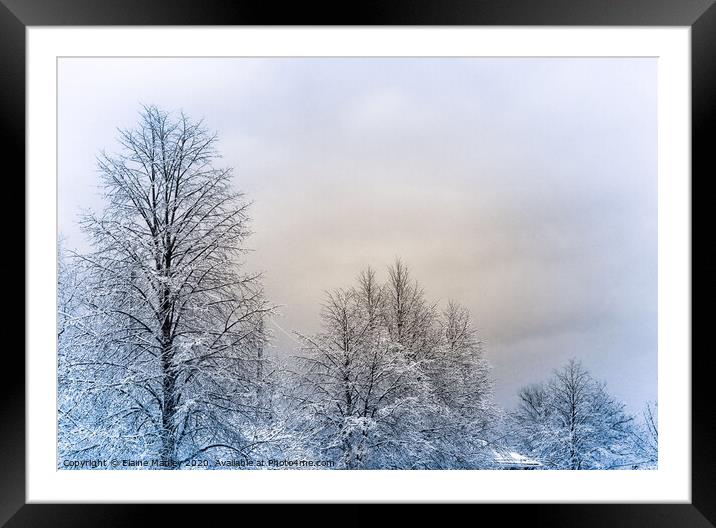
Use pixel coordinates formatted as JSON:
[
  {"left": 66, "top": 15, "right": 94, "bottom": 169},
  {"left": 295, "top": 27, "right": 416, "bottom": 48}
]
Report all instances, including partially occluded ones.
[{"left": 491, "top": 448, "right": 541, "bottom": 468}]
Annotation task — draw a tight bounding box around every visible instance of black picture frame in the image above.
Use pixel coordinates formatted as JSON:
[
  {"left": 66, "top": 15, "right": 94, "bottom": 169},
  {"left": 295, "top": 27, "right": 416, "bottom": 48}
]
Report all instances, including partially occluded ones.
[{"left": 1, "top": 0, "right": 710, "bottom": 525}]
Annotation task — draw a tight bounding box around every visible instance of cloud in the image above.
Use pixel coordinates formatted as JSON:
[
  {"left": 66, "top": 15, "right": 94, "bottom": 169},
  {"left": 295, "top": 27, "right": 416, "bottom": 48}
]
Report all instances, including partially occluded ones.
[{"left": 58, "top": 57, "right": 657, "bottom": 413}]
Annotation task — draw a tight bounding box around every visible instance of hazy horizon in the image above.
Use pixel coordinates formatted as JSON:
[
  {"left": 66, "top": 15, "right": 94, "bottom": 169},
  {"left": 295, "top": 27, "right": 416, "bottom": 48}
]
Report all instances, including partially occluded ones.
[{"left": 58, "top": 57, "right": 657, "bottom": 414}]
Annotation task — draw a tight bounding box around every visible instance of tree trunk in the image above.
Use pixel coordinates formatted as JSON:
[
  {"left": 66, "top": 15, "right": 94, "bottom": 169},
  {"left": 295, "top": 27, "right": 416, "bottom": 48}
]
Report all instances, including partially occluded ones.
[{"left": 160, "top": 284, "right": 177, "bottom": 466}]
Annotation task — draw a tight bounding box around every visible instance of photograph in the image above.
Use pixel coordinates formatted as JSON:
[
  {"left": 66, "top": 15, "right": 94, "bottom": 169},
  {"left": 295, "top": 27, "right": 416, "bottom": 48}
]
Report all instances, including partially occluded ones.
[{"left": 56, "top": 56, "right": 659, "bottom": 471}]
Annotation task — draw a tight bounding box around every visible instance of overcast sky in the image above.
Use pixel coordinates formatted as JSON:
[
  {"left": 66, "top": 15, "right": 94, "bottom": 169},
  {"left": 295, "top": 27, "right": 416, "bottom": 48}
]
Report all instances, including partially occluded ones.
[{"left": 58, "top": 57, "right": 657, "bottom": 413}]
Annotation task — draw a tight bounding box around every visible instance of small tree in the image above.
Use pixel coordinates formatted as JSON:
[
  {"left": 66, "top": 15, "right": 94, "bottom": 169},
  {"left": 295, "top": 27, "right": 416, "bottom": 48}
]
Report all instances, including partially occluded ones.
[
  {"left": 294, "top": 269, "right": 418, "bottom": 468},
  {"left": 294, "top": 262, "right": 497, "bottom": 469},
  {"left": 57, "top": 240, "right": 96, "bottom": 462},
  {"left": 630, "top": 401, "right": 658, "bottom": 468},
  {"left": 425, "top": 301, "right": 497, "bottom": 467},
  {"left": 511, "top": 358, "right": 635, "bottom": 469}
]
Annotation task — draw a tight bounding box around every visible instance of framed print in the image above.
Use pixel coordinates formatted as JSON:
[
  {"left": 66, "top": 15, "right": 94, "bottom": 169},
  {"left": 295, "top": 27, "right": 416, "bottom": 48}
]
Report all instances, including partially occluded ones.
[{"left": 3, "top": 0, "right": 711, "bottom": 524}]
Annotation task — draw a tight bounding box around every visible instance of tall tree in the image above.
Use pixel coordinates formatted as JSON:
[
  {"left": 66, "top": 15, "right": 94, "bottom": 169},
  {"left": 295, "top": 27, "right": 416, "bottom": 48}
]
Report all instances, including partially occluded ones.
[{"left": 60, "top": 105, "right": 271, "bottom": 466}]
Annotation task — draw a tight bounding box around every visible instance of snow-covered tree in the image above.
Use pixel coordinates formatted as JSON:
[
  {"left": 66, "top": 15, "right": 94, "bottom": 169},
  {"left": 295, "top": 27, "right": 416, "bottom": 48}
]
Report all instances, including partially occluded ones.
[
  {"left": 510, "top": 358, "right": 635, "bottom": 469},
  {"left": 383, "top": 260, "right": 440, "bottom": 361},
  {"left": 294, "top": 262, "right": 497, "bottom": 469},
  {"left": 423, "top": 301, "right": 497, "bottom": 468},
  {"left": 630, "top": 401, "right": 658, "bottom": 469},
  {"left": 58, "top": 105, "right": 272, "bottom": 467},
  {"left": 295, "top": 269, "right": 408, "bottom": 468},
  {"left": 57, "top": 240, "right": 97, "bottom": 461}
]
